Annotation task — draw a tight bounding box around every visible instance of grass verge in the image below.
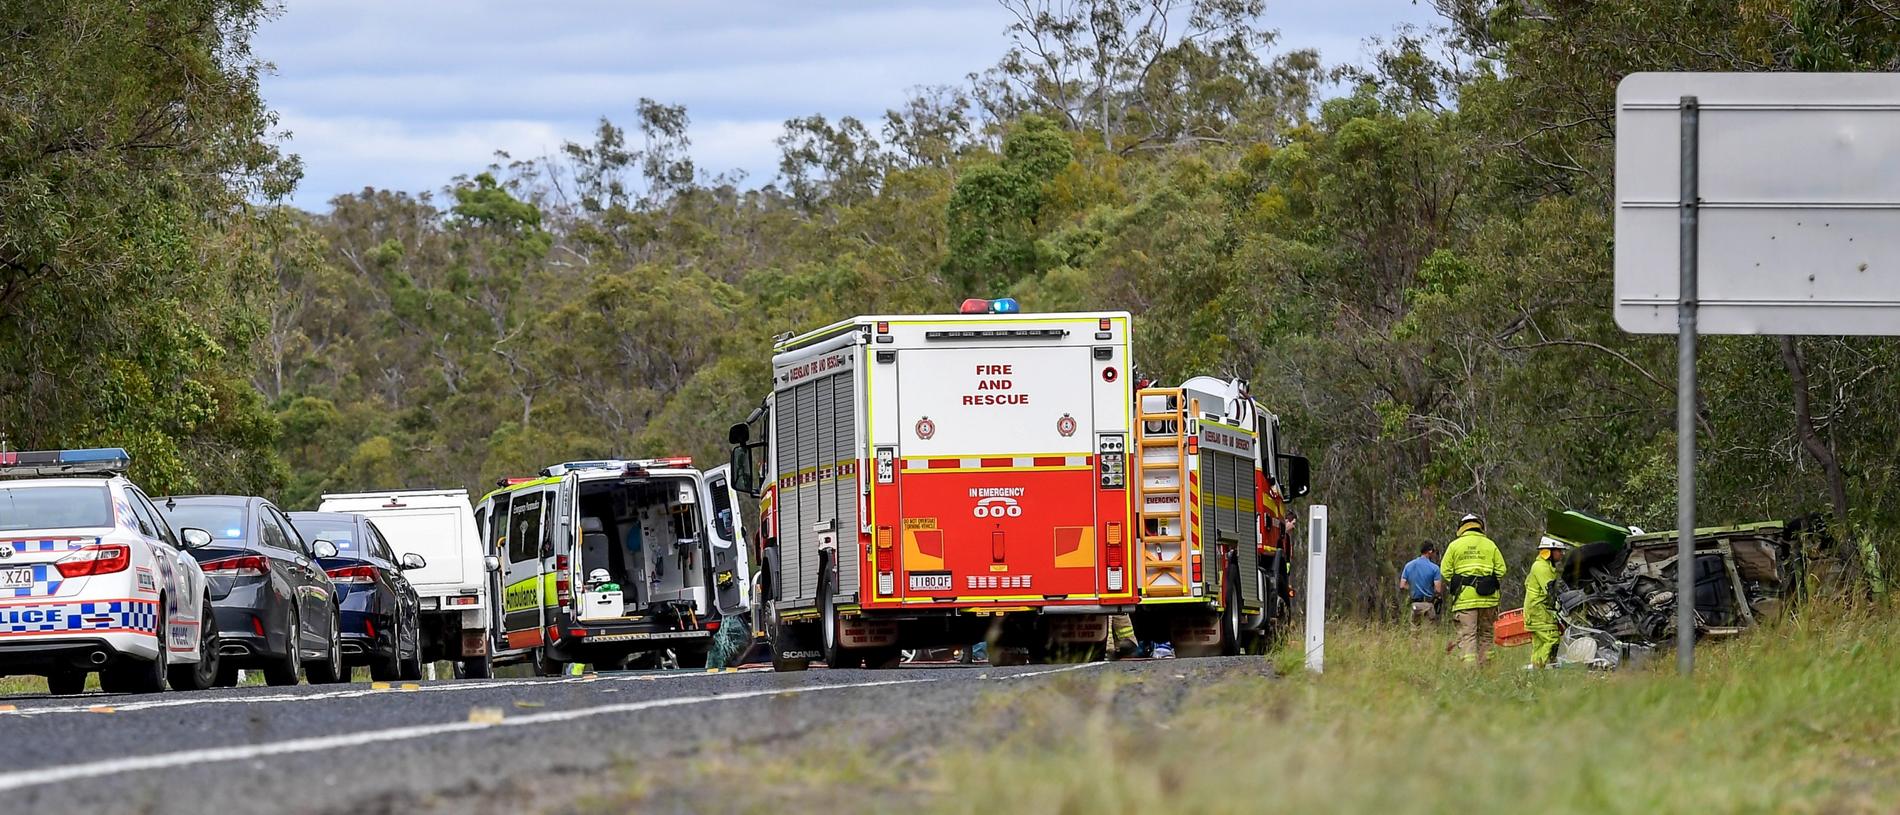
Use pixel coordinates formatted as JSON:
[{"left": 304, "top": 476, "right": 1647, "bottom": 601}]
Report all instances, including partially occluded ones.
[{"left": 603, "top": 606, "right": 1900, "bottom": 814}]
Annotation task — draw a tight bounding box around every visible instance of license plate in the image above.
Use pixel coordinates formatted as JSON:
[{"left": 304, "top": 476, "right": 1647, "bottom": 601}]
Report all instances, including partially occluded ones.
[
  {"left": 908, "top": 573, "right": 952, "bottom": 591},
  {"left": 0, "top": 567, "right": 31, "bottom": 588}
]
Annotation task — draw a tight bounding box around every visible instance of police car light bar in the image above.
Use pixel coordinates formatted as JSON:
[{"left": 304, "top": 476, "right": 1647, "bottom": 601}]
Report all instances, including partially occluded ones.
[{"left": 0, "top": 448, "right": 133, "bottom": 479}]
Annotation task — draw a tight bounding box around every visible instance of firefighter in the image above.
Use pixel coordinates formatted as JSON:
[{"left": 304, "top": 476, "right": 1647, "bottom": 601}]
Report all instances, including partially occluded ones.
[
  {"left": 1525, "top": 536, "right": 1568, "bottom": 667},
  {"left": 1440, "top": 513, "right": 1507, "bottom": 665}
]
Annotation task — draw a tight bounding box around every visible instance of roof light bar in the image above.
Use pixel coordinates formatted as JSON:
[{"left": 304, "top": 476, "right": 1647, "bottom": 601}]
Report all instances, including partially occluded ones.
[
  {"left": 0, "top": 448, "right": 133, "bottom": 479},
  {"left": 956, "top": 297, "right": 1024, "bottom": 315},
  {"left": 541, "top": 457, "right": 694, "bottom": 477}
]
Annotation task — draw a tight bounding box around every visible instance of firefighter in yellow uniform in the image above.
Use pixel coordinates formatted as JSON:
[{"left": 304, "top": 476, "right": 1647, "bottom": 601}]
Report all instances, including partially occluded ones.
[
  {"left": 1524, "top": 536, "right": 1568, "bottom": 667},
  {"left": 1440, "top": 513, "right": 1507, "bottom": 665}
]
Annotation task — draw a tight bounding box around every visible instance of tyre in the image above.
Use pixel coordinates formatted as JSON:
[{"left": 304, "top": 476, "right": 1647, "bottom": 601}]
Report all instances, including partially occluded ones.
[
  {"left": 370, "top": 649, "right": 401, "bottom": 682},
  {"left": 459, "top": 655, "right": 493, "bottom": 679},
  {"left": 262, "top": 606, "right": 303, "bottom": 687},
  {"left": 168, "top": 597, "right": 221, "bottom": 691},
  {"left": 532, "top": 647, "right": 566, "bottom": 677},
  {"left": 306, "top": 609, "right": 347, "bottom": 684},
  {"left": 1219, "top": 561, "right": 1243, "bottom": 657},
  {"left": 102, "top": 597, "right": 169, "bottom": 694},
  {"left": 46, "top": 668, "right": 86, "bottom": 696}
]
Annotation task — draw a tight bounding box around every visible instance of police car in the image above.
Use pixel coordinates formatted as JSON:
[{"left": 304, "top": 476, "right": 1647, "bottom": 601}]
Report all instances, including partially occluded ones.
[{"left": 0, "top": 449, "right": 220, "bottom": 694}]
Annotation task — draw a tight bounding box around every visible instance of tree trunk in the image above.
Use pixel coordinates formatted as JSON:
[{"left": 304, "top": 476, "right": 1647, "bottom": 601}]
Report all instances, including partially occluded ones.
[{"left": 1778, "top": 336, "right": 1851, "bottom": 537}]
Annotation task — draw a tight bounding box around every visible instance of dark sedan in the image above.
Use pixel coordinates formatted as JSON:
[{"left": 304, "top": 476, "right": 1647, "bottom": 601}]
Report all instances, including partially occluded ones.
[
  {"left": 157, "top": 496, "right": 345, "bottom": 686},
  {"left": 288, "top": 511, "right": 425, "bottom": 681}
]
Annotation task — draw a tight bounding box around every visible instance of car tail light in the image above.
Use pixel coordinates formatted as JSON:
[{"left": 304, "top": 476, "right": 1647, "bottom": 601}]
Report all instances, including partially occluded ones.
[
  {"left": 325, "top": 564, "right": 377, "bottom": 584},
  {"left": 555, "top": 555, "right": 572, "bottom": 606},
  {"left": 55, "top": 544, "right": 130, "bottom": 578},
  {"left": 706, "top": 620, "right": 720, "bottom": 631},
  {"left": 1099, "top": 317, "right": 1112, "bottom": 331},
  {"left": 365, "top": 617, "right": 377, "bottom": 638},
  {"left": 1105, "top": 527, "right": 1125, "bottom": 591},
  {"left": 201, "top": 554, "right": 269, "bottom": 577},
  {"left": 251, "top": 616, "right": 266, "bottom": 637},
  {"left": 1191, "top": 554, "right": 1203, "bottom": 584}
]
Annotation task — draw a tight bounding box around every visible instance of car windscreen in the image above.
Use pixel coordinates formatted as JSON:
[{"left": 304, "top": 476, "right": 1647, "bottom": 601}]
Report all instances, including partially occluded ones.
[
  {"left": 290, "top": 518, "right": 359, "bottom": 556},
  {"left": 0, "top": 484, "right": 114, "bottom": 531},
  {"left": 159, "top": 503, "right": 248, "bottom": 541}
]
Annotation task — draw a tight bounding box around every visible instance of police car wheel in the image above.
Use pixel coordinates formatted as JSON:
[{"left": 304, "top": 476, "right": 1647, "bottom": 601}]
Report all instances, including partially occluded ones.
[
  {"left": 46, "top": 668, "right": 86, "bottom": 696},
  {"left": 168, "top": 597, "right": 221, "bottom": 691}
]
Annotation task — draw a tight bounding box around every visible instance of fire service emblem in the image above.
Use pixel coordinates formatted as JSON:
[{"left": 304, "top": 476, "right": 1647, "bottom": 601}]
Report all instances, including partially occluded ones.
[
  {"left": 1056, "top": 413, "right": 1077, "bottom": 437},
  {"left": 915, "top": 417, "right": 936, "bottom": 440}
]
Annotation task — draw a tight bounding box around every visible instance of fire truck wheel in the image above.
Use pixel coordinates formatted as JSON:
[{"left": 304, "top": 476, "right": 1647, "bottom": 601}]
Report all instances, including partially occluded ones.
[{"left": 1220, "top": 561, "right": 1243, "bottom": 656}]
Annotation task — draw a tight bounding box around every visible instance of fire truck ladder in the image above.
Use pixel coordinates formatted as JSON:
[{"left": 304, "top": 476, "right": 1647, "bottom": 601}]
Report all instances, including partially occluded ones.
[{"left": 1135, "top": 388, "right": 1192, "bottom": 597}]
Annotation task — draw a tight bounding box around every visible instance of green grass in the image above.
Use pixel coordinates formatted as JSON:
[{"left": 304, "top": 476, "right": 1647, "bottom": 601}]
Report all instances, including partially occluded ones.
[
  {"left": 927, "top": 608, "right": 1900, "bottom": 814},
  {"left": 601, "top": 605, "right": 1900, "bottom": 814}
]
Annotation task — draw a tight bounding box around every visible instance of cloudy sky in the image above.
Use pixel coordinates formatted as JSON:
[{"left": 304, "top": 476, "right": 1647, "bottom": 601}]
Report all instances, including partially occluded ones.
[{"left": 255, "top": 1, "right": 1442, "bottom": 210}]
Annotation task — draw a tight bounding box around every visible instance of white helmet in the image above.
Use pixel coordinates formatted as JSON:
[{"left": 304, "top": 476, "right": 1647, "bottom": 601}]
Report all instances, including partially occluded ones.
[
  {"left": 1537, "top": 536, "right": 1571, "bottom": 551},
  {"left": 588, "top": 568, "right": 612, "bottom": 583}
]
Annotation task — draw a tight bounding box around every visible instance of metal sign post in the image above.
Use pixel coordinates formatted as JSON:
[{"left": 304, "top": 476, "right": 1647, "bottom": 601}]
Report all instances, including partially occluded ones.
[
  {"left": 1675, "top": 96, "right": 1699, "bottom": 677},
  {"left": 1305, "top": 504, "right": 1327, "bottom": 674},
  {"left": 1616, "top": 72, "right": 1900, "bottom": 677}
]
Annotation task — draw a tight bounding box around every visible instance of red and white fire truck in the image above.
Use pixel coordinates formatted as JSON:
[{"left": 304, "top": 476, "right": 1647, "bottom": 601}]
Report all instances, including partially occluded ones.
[
  {"left": 728, "top": 300, "right": 1134, "bottom": 669},
  {"left": 1128, "top": 376, "right": 1309, "bottom": 655}
]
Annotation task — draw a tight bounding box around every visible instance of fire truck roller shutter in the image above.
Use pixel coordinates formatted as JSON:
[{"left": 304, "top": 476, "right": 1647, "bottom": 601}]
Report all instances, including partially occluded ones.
[
  {"left": 829, "top": 371, "right": 860, "bottom": 603},
  {"left": 774, "top": 376, "right": 805, "bottom": 608},
  {"left": 796, "top": 374, "right": 822, "bottom": 606}
]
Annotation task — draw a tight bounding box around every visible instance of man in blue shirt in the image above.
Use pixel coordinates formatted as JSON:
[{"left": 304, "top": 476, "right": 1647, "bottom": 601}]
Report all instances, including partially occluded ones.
[{"left": 1399, "top": 543, "right": 1445, "bottom": 624}]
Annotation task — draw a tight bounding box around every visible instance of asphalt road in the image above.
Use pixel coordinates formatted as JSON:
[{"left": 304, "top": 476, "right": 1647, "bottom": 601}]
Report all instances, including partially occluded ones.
[{"left": 0, "top": 657, "right": 1226, "bottom": 814}]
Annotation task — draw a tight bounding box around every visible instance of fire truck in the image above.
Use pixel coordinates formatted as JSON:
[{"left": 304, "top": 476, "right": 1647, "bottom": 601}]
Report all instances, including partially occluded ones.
[
  {"left": 728, "top": 300, "right": 1134, "bottom": 670},
  {"left": 1129, "top": 376, "right": 1309, "bottom": 655}
]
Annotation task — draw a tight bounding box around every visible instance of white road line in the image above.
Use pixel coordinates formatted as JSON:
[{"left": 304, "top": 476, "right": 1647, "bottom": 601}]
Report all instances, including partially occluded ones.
[
  {"left": 0, "top": 677, "right": 935, "bottom": 792},
  {"left": 0, "top": 669, "right": 745, "bottom": 717},
  {"left": 992, "top": 662, "right": 1111, "bottom": 680}
]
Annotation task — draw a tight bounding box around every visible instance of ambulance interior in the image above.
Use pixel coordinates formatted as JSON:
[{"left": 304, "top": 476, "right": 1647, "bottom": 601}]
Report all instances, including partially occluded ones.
[{"left": 575, "top": 475, "right": 707, "bottom": 617}]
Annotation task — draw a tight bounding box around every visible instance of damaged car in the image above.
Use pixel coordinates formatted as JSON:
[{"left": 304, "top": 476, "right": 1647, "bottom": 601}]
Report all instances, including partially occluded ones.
[{"left": 1548, "top": 514, "right": 1818, "bottom": 669}]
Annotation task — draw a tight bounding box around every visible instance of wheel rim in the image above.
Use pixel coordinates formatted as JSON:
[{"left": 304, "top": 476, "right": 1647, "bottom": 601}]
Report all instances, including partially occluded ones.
[{"left": 198, "top": 606, "right": 217, "bottom": 683}]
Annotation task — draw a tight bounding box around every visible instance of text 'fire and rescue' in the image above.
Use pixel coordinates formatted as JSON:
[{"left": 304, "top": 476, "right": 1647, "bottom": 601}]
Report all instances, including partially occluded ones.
[{"left": 966, "top": 364, "right": 1027, "bottom": 406}]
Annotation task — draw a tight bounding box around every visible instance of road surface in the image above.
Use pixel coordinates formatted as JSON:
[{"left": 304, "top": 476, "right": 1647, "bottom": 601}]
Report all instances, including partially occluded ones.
[{"left": 0, "top": 657, "right": 1261, "bottom": 814}]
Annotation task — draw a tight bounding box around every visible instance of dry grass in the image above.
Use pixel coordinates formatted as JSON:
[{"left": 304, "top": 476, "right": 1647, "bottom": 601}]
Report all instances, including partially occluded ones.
[{"left": 605, "top": 605, "right": 1900, "bottom": 814}]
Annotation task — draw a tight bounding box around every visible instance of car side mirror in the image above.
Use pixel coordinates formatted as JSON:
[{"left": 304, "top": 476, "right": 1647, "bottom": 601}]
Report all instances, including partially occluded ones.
[
  {"left": 400, "top": 552, "right": 427, "bottom": 571},
  {"left": 484, "top": 555, "right": 501, "bottom": 573},
  {"left": 727, "top": 422, "right": 750, "bottom": 446},
  {"left": 180, "top": 527, "right": 213, "bottom": 549},
  {"left": 313, "top": 540, "right": 339, "bottom": 559}
]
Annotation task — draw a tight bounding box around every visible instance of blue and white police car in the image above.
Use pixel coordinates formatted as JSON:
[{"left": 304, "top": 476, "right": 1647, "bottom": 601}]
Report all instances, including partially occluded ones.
[{"left": 0, "top": 449, "right": 221, "bottom": 694}]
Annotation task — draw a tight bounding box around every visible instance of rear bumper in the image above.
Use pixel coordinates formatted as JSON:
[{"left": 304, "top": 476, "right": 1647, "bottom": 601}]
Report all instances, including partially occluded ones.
[{"left": 0, "top": 634, "right": 156, "bottom": 675}]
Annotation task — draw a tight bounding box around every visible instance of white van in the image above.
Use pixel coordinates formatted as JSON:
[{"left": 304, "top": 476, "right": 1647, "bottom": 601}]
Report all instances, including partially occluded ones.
[{"left": 317, "top": 489, "right": 493, "bottom": 677}]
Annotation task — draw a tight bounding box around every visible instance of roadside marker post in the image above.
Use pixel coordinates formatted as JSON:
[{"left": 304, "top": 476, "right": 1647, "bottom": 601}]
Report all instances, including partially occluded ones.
[
  {"left": 1305, "top": 504, "right": 1327, "bottom": 674},
  {"left": 1616, "top": 73, "right": 1900, "bottom": 675}
]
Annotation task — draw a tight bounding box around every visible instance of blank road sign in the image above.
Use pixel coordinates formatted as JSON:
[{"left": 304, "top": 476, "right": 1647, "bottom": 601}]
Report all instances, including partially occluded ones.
[{"left": 1615, "top": 72, "right": 1900, "bottom": 335}]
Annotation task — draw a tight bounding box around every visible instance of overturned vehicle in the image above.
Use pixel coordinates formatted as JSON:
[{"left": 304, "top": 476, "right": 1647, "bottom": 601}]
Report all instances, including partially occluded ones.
[{"left": 1549, "top": 515, "right": 1816, "bottom": 669}]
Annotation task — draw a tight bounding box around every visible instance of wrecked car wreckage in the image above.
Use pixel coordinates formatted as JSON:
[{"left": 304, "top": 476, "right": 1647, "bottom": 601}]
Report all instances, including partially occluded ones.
[{"left": 1548, "top": 517, "right": 1817, "bottom": 670}]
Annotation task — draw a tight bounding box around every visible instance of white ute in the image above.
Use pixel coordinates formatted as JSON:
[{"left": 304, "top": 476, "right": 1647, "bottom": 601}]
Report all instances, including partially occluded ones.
[{"left": 318, "top": 489, "right": 492, "bottom": 676}]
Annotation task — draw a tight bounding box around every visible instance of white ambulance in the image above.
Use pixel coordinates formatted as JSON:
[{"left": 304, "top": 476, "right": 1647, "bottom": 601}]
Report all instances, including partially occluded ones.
[
  {"left": 317, "top": 489, "right": 490, "bottom": 676},
  {"left": 729, "top": 299, "right": 1134, "bottom": 669}
]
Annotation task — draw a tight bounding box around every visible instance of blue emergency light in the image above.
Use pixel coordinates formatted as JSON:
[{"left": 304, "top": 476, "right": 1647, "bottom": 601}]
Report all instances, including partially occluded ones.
[{"left": 0, "top": 447, "right": 133, "bottom": 478}]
